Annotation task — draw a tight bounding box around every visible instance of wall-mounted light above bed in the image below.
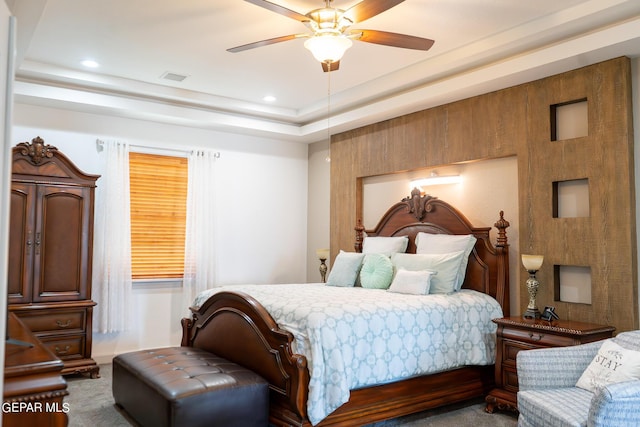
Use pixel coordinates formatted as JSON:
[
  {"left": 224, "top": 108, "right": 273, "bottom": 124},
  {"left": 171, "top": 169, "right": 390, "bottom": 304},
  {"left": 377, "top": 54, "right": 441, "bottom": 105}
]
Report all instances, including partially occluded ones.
[{"left": 409, "top": 172, "right": 462, "bottom": 189}]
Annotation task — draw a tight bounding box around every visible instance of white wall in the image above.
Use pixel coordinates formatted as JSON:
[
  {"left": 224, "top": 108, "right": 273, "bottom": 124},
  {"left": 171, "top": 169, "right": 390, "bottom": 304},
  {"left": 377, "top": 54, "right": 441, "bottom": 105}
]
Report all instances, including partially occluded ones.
[
  {"left": 12, "top": 103, "right": 309, "bottom": 362},
  {"left": 306, "top": 140, "right": 330, "bottom": 283},
  {"left": 0, "top": 3, "right": 14, "bottom": 400}
]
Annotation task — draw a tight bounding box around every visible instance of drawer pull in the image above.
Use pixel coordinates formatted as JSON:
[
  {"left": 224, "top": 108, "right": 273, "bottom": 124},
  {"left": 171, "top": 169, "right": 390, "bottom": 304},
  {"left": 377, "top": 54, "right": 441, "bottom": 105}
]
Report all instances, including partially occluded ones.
[
  {"left": 56, "top": 319, "right": 72, "bottom": 328},
  {"left": 55, "top": 345, "right": 71, "bottom": 355},
  {"left": 529, "top": 333, "right": 544, "bottom": 341}
]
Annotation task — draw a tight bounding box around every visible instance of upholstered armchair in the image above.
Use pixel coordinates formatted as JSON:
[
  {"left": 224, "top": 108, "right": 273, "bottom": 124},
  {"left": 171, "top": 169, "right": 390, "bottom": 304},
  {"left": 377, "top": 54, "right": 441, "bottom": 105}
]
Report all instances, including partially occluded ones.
[{"left": 516, "top": 330, "right": 640, "bottom": 427}]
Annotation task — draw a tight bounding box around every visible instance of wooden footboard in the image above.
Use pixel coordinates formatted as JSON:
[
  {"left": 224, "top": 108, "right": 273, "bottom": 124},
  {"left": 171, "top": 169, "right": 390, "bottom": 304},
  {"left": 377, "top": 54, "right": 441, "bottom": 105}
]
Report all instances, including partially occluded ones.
[
  {"left": 182, "top": 290, "right": 495, "bottom": 427},
  {"left": 181, "top": 290, "right": 309, "bottom": 425}
]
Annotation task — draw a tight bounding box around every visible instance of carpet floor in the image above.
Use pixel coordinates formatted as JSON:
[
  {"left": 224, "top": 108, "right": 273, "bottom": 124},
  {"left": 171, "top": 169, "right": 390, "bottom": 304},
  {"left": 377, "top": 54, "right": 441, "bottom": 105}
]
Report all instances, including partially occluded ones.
[{"left": 65, "top": 363, "right": 519, "bottom": 427}]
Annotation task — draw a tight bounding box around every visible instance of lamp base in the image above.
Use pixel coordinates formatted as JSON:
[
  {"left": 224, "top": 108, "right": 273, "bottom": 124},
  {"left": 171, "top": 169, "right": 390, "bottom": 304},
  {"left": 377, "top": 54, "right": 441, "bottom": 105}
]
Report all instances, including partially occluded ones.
[
  {"left": 319, "top": 259, "right": 328, "bottom": 283},
  {"left": 523, "top": 307, "right": 540, "bottom": 319}
]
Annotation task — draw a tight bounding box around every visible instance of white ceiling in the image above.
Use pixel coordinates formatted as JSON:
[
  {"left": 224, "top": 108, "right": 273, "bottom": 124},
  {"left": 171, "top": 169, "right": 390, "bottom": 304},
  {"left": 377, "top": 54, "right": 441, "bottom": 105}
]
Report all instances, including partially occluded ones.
[{"left": 8, "top": 0, "right": 640, "bottom": 143}]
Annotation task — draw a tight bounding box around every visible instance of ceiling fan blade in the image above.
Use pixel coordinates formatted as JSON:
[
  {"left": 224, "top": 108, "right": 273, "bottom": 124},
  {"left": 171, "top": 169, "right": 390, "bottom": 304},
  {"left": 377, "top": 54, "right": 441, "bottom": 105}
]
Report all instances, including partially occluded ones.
[
  {"left": 354, "top": 29, "right": 434, "bottom": 50},
  {"left": 243, "top": 0, "right": 309, "bottom": 22},
  {"left": 227, "top": 34, "right": 303, "bottom": 53},
  {"left": 322, "top": 61, "right": 340, "bottom": 72},
  {"left": 343, "top": 0, "right": 406, "bottom": 23}
]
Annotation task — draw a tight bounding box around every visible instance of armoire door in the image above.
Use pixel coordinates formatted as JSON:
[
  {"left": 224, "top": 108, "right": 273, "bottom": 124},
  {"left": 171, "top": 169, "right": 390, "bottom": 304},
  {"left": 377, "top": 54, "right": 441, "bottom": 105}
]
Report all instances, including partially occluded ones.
[
  {"left": 8, "top": 182, "right": 36, "bottom": 304},
  {"left": 32, "top": 184, "right": 92, "bottom": 302}
]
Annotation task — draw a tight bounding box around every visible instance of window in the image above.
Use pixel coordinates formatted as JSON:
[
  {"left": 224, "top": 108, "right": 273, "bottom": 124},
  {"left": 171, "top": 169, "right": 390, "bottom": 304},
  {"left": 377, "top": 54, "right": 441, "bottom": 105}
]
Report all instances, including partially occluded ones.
[{"left": 129, "top": 152, "right": 188, "bottom": 279}]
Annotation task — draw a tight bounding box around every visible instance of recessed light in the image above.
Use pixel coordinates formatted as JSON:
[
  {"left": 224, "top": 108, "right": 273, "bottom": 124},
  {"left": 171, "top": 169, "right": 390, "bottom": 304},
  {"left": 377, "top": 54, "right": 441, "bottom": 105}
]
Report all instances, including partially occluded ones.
[
  {"left": 263, "top": 95, "right": 276, "bottom": 102},
  {"left": 81, "top": 59, "right": 100, "bottom": 68}
]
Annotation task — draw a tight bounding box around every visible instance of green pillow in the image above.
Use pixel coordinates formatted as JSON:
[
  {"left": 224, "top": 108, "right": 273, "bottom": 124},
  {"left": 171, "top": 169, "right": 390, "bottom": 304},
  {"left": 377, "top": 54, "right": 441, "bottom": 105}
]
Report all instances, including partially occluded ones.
[
  {"left": 326, "top": 251, "right": 365, "bottom": 287},
  {"left": 359, "top": 253, "right": 394, "bottom": 289}
]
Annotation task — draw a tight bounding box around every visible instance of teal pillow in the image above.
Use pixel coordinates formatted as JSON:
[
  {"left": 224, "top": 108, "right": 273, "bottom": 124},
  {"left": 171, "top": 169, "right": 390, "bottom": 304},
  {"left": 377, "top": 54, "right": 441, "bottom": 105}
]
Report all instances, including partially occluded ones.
[
  {"left": 326, "top": 251, "right": 365, "bottom": 287},
  {"left": 359, "top": 253, "right": 394, "bottom": 289}
]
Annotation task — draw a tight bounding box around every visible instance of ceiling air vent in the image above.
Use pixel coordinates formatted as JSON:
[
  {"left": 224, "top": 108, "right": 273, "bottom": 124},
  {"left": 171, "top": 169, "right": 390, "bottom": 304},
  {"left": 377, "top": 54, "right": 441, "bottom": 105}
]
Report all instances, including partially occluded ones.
[{"left": 161, "top": 72, "right": 188, "bottom": 82}]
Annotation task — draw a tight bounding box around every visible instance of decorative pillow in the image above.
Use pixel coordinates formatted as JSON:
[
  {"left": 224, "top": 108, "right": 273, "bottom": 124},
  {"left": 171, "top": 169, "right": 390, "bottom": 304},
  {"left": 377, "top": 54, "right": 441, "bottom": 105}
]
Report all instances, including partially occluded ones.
[
  {"left": 415, "top": 233, "right": 477, "bottom": 291},
  {"left": 391, "top": 251, "right": 466, "bottom": 294},
  {"left": 359, "top": 253, "right": 394, "bottom": 289},
  {"left": 362, "top": 236, "right": 409, "bottom": 256},
  {"left": 326, "top": 251, "right": 365, "bottom": 287},
  {"left": 576, "top": 340, "right": 640, "bottom": 393},
  {"left": 388, "top": 268, "right": 435, "bottom": 295}
]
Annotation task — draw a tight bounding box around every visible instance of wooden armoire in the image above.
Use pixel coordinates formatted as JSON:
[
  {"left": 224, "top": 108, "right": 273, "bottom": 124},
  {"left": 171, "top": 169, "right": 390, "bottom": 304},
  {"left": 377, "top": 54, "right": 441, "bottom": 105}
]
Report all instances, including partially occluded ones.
[{"left": 8, "top": 136, "right": 100, "bottom": 378}]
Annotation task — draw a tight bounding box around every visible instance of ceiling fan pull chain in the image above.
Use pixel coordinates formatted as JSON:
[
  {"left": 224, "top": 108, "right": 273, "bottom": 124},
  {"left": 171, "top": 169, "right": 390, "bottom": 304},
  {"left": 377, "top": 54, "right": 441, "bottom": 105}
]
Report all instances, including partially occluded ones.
[{"left": 327, "top": 65, "right": 332, "bottom": 142}]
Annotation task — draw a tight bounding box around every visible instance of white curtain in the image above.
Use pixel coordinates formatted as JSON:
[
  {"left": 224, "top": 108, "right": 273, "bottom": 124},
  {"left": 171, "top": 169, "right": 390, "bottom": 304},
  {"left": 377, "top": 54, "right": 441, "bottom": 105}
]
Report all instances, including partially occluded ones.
[
  {"left": 93, "top": 139, "right": 132, "bottom": 333},
  {"left": 182, "top": 149, "right": 218, "bottom": 311}
]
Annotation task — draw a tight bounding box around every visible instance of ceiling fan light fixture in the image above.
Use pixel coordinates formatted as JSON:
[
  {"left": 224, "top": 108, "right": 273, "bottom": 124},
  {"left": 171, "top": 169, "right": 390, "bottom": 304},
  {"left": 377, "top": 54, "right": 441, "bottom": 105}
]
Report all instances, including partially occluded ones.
[{"left": 304, "top": 34, "right": 352, "bottom": 64}]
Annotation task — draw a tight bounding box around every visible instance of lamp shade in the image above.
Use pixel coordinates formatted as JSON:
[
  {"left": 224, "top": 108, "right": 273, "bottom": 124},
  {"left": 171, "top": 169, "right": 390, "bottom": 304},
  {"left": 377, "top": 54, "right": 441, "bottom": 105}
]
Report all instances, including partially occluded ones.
[
  {"left": 521, "top": 254, "right": 544, "bottom": 271},
  {"left": 304, "top": 35, "right": 352, "bottom": 63},
  {"left": 316, "top": 248, "right": 330, "bottom": 260}
]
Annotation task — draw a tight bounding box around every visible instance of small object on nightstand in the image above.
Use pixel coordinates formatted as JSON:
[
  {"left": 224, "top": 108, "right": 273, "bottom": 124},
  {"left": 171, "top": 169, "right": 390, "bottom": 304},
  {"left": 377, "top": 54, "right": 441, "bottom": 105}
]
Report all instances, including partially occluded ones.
[
  {"left": 521, "top": 254, "right": 544, "bottom": 319},
  {"left": 540, "top": 306, "right": 559, "bottom": 321},
  {"left": 316, "top": 248, "right": 329, "bottom": 283}
]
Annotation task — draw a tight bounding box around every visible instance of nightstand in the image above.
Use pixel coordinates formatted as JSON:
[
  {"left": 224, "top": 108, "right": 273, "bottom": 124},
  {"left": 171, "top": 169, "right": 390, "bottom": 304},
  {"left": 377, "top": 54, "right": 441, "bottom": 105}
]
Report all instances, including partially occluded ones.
[{"left": 485, "top": 316, "right": 615, "bottom": 413}]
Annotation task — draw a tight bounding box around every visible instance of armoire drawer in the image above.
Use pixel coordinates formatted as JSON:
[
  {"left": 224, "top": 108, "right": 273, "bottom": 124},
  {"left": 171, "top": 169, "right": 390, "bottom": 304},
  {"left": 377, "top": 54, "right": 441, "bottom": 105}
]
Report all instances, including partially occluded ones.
[
  {"left": 38, "top": 334, "right": 86, "bottom": 361},
  {"left": 14, "top": 308, "right": 87, "bottom": 334}
]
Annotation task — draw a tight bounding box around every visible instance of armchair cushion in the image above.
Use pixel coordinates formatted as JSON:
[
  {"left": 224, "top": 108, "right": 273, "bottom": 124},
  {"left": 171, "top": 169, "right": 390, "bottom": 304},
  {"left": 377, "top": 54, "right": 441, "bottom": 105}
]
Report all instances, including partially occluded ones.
[{"left": 518, "top": 387, "right": 592, "bottom": 427}]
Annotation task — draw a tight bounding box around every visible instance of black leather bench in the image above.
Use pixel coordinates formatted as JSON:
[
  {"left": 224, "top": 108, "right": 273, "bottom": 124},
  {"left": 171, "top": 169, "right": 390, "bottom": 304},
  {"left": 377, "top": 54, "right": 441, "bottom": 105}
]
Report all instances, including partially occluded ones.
[{"left": 112, "top": 347, "right": 269, "bottom": 427}]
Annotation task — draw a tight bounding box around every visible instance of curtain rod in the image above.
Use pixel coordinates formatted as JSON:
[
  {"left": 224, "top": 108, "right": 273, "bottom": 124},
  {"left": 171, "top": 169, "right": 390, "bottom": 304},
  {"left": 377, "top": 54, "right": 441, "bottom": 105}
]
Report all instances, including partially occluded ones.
[{"left": 96, "top": 139, "right": 220, "bottom": 158}]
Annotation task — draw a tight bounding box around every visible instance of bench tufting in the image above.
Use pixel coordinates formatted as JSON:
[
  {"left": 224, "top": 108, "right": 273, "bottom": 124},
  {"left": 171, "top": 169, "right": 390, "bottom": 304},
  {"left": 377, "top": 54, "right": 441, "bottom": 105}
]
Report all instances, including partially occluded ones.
[{"left": 112, "top": 347, "right": 269, "bottom": 427}]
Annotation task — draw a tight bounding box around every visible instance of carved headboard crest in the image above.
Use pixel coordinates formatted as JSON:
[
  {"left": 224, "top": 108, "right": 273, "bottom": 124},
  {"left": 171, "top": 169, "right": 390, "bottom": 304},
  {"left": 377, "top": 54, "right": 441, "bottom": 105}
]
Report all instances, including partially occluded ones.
[
  {"left": 401, "top": 188, "right": 437, "bottom": 222},
  {"left": 16, "top": 136, "right": 58, "bottom": 165}
]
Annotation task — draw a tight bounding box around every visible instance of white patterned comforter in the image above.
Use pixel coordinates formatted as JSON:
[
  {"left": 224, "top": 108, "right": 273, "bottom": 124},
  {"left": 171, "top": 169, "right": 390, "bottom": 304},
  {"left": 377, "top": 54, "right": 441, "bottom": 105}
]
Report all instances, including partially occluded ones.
[{"left": 193, "top": 283, "right": 502, "bottom": 425}]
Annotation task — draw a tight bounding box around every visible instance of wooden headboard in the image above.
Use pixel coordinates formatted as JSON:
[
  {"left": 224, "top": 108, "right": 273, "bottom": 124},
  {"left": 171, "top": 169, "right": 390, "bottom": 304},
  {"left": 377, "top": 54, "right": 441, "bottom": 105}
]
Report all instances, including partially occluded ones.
[{"left": 355, "top": 190, "right": 511, "bottom": 316}]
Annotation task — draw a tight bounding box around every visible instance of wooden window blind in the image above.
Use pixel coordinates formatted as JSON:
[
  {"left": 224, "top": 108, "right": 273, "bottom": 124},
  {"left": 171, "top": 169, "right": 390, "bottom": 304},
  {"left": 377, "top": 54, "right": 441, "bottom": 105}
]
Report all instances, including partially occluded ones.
[{"left": 129, "top": 152, "right": 188, "bottom": 279}]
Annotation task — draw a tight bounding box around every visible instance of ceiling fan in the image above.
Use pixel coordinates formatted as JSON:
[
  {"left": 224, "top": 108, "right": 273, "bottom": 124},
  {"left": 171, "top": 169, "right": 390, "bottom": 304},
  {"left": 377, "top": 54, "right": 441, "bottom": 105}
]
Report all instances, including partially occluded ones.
[{"left": 228, "top": 0, "right": 435, "bottom": 72}]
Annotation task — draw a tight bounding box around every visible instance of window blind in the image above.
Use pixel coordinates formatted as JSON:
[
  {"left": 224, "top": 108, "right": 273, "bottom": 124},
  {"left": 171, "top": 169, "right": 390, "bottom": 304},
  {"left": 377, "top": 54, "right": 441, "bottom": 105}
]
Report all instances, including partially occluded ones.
[{"left": 129, "top": 152, "right": 188, "bottom": 279}]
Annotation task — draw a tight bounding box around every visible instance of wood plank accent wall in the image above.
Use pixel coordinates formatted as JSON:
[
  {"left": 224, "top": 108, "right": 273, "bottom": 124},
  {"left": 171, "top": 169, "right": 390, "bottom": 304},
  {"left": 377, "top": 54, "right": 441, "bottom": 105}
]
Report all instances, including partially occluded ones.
[{"left": 330, "top": 57, "right": 638, "bottom": 332}]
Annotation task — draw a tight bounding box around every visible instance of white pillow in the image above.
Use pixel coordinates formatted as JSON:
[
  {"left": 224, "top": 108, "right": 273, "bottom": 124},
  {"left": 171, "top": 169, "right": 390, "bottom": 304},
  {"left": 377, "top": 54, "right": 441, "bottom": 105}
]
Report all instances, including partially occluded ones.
[
  {"left": 388, "top": 268, "right": 435, "bottom": 295},
  {"left": 576, "top": 340, "right": 640, "bottom": 392},
  {"left": 415, "top": 233, "right": 476, "bottom": 290},
  {"left": 362, "top": 235, "right": 409, "bottom": 255},
  {"left": 391, "top": 251, "right": 466, "bottom": 294}
]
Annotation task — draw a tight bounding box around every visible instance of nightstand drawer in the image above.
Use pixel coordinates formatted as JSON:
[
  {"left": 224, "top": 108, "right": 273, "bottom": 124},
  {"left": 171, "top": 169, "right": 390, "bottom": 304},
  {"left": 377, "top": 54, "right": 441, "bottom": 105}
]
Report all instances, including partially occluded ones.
[
  {"left": 503, "top": 366, "right": 519, "bottom": 392},
  {"left": 502, "top": 339, "right": 538, "bottom": 366},
  {"left": 501, "top": 327, "right": 578, "bottom": 347}
]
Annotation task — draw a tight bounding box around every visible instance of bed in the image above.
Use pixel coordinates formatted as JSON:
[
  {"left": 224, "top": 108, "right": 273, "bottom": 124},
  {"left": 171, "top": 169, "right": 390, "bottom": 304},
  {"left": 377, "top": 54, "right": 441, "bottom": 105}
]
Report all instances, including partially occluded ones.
[{"left": 181, "top": 190, "right": 511, "bottom": 426}]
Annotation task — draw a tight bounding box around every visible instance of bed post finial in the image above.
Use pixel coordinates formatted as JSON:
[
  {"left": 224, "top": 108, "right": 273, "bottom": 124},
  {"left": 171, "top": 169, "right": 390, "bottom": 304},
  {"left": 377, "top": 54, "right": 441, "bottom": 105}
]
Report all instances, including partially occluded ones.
[
  {"left": 495, "top": 211, "right": 510, "bottom": 247},
  {"left": 355, "top": 219, "right": 364, "bottom": 252}
]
